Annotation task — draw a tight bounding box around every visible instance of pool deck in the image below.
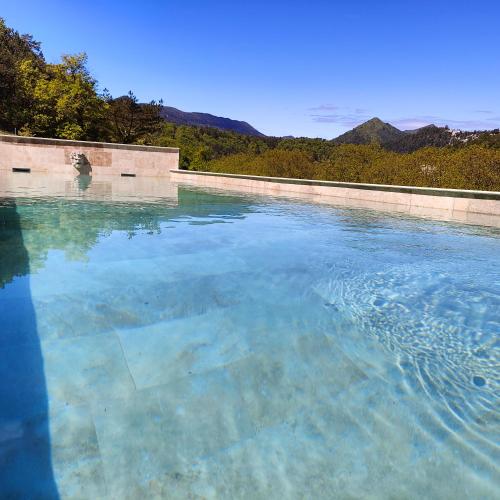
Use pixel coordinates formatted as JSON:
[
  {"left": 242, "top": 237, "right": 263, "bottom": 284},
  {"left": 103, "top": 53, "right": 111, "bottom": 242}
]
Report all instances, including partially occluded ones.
[{"left": 170, "top": 169, "right": 500, "bottom": 228}]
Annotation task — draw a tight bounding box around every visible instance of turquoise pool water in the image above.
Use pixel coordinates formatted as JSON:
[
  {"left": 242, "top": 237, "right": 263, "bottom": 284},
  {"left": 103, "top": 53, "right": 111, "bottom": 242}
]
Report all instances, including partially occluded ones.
[{"left": 0, "top": 176, "right": 499, "bottom": 498}]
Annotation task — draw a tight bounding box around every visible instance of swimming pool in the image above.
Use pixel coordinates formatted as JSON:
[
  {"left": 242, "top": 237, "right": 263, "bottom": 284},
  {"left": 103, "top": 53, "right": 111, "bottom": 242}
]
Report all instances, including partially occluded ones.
[{"left": 1, "top": 174, "right": 499, "bottom": 498}]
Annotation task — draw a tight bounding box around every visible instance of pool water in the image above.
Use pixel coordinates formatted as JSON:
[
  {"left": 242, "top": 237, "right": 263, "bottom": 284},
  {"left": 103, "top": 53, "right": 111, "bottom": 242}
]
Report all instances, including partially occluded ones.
[{"left": 0, "top": 175, "right": 499, "bottom": 499}]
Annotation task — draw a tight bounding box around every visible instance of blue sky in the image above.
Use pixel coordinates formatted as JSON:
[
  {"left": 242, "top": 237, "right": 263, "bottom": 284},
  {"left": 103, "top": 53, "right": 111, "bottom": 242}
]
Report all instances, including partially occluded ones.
[{"left": 2, "top": 0, "right": 499, "bottom": 138}]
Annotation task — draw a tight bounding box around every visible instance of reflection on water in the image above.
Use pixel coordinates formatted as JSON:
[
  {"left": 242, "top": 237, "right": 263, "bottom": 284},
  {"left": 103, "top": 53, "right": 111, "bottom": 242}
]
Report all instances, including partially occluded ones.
[
  {"left": 76, "top": 174, "right": 92, "bottom": 191},
  {"left": 0, "top": 172, "right": 499, "bottom": 498}
]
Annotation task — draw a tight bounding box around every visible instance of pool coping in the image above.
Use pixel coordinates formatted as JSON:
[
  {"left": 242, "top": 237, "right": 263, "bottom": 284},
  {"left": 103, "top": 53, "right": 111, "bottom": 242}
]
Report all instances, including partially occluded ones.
[
  {"left": 0, "top": 134, "right": 179, "bottom": 154},
  {"left": 169, "top": 169, "right": 500, "bottom": 227},
  {"left": 170, "top": 169, "right": 500, "bottom": 200}
]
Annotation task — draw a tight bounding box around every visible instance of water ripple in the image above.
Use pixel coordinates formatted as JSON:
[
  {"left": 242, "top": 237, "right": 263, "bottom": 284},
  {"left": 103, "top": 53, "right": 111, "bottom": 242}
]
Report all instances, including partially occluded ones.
[{"left": 315, "top": 262, "right": 500, "bottom": 465}]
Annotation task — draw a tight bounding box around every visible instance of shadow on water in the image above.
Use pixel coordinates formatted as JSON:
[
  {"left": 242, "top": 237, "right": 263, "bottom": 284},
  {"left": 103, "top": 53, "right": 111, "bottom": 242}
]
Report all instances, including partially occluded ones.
[
  {"left": 0, "top": 187, "right": 254, "bottom": 498},
  {"left": 0, "top": 199, "right": 59, "bottom": 498}
]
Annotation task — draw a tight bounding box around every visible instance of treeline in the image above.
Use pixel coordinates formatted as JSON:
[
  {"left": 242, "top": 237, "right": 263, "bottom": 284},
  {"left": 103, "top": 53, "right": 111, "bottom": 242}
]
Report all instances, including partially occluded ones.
[
  {"left": 203, "top": 145, "right": 500, "bottom": 191},
  {"left": 153, "top": 127, "right": 500, "bottom": 190},
  {"left": 153, "top": 122, "right": 277, "bottom": 169},
  {"left": 150, "top": 124, "right": 348, "bottom": 168},
  {"left": 1, "top": 18, "right": 499, "bottom": 190}
]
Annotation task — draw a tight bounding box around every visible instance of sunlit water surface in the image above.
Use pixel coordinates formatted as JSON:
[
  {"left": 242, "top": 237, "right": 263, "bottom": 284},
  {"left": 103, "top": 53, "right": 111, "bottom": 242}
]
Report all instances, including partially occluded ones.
[{"left": 0, "top": 175, "right": 499, "bottom": 499}]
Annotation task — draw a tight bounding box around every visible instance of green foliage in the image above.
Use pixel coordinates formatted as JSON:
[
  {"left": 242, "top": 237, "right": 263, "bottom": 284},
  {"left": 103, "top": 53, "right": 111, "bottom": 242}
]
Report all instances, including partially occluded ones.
[
  {"left": 204, "top": 144, "right": 500, "bottom": 191},
  {"left": 470, "top": 130, "right": 500, "bottom": 149},
  {"left": 152, "top": 122, "right": 275, "bottom": 169},
  {"left": 275, "top": 137, "right": 335, "bottom": 161},
  {"left": 0, "top": 18, "right": 44, "bottom": 131},
  {"left": 333, "top": 117, "right": 403, "bottom": 146},
  {"left": 104, "top": 90, "right": 163, "bottom": 144},
  {"left": 384, "top": 125, "right": 453, "bottom": 152},
  {"left": 16, "top": 53, "right": 108, "bottom": 140},
  {"left": 0, "top": 18, "right": 159, "bottom": 143}
]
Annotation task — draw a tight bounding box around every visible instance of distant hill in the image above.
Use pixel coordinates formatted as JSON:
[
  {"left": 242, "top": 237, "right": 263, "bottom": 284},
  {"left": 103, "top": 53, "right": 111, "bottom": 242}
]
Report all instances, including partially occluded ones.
[
  {"left": 385, "top": 124, "right": 456, "bottom": 152},
  {"left": 333, "top": 117, "right": 404, "bottom": 146},
  {"left": 160, "top": 106, "right": 264, "bottom": 136},
  {"left": 332, "top": 117, "right": 499, "bottom": 152}
]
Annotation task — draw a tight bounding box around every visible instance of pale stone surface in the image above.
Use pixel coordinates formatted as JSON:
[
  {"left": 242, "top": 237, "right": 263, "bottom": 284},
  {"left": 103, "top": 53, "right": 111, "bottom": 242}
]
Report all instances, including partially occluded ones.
[
  {"left": 49, "top": 405, "right": 107, "bottom": 499},
  {"left": 0, "top": 135, "right": 179, "bottom": 177},
  {"left": 410, "top": 193, "right": 454, "bottom": 210},
  {"left": 42, "top": 333, "right": 136, "bottom": 409},
  {"left": 452, "top": 197, "right": 471, "bottom": 212},
  {"left": 468, "top": 198, "right": 500, "bottom": 215}
]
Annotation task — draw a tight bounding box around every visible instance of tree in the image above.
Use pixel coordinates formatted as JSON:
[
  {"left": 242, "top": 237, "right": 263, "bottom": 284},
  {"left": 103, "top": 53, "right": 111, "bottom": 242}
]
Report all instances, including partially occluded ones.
[
  {"left": 16, "top": 53, "right": 108, "bottom": 140},
  {"left": 0, "top": 17, "right": 45, "bottom": 132},
  {"left": 104, "top": 90, "right": 163, "bottom": 144}
]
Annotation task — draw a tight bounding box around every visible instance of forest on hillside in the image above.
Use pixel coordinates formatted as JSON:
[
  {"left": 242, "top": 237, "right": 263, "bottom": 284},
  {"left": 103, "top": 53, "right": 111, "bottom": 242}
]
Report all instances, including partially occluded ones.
[{"left": 1, "top": 18, "right": 499, "bottom": 191}]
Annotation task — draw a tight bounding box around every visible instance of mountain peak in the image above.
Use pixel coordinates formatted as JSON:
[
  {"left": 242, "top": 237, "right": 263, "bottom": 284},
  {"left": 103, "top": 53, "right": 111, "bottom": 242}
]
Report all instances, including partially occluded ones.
[
  {"left": 363, "top": 117, "right": 386, "bottom": 125},
  {"left": 331, "top": 118, "right": 480, "bottom": 152},
  {"left": 333, "top": 117, "right": 403, "bottom": 145},
  {"left": 356, "top": 117, "right": 401, "bottom": 131}
]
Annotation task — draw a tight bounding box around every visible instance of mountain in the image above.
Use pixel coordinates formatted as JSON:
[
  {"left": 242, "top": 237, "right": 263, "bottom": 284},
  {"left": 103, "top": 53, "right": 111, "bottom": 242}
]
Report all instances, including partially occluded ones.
[
  {"left": 160, "top": 106, "right": 264, "bottom": 136},
  {"left": 332, "top": 118, "right": 499, "bottom": 152},
  {"left": 385, "top": 124, "right": 456, "bottom": 152},
  {"left": 333, "top": 117, "right": 404, "bottom": 146}
]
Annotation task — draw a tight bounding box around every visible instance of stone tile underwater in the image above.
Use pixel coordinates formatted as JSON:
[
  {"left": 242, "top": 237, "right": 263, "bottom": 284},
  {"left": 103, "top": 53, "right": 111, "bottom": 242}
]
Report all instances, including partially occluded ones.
[{"left": 0, "top": 179, "right": 499, "bottom": 499}]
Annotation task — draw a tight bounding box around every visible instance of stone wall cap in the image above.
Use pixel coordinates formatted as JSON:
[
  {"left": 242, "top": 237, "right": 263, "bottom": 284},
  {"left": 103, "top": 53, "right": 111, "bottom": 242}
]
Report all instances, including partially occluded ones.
[
  {"left": 170, "top": 169, "right": 500, "bottom": 200},
  {"left": 0, "top": 134, "right": 179, "bottom": 153}
]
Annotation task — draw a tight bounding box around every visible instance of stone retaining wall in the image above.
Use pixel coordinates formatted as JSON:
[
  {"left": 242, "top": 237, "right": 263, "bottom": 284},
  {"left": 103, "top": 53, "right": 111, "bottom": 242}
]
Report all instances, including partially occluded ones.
[
  {"left": 0, "top": 135, "right": 179, "bottom": 177},
  {"left": 170, "top": 169, "right": 500, "bottom": 227}
]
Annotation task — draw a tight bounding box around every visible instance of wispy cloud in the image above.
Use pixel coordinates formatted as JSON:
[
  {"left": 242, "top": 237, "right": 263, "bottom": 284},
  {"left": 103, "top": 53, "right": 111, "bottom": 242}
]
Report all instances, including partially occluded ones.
[
  {"left": 392, "top": 115, "right": 500, "bottom": 131},
  {"left": 389, "top": 118, "right": 434, "bottom": 130},
  {"left": 309, "top": 105, "right": 370, "bottom": 127},
  {"left": 308, "top": 104, "right": 341, "bottom": 112},
  {"left": 310, "top": 113, "right": 371, "bottom": 127},
  {"left": 309, "top": 105, "right": 500, "bottom": 131}
]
